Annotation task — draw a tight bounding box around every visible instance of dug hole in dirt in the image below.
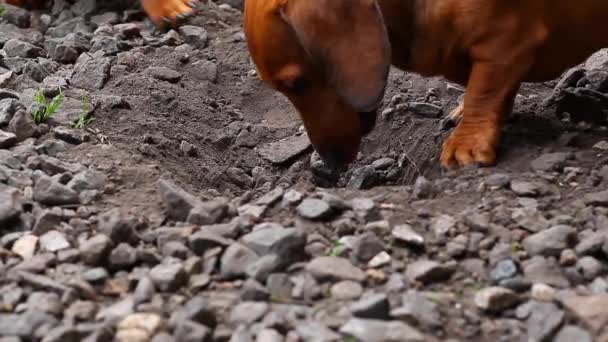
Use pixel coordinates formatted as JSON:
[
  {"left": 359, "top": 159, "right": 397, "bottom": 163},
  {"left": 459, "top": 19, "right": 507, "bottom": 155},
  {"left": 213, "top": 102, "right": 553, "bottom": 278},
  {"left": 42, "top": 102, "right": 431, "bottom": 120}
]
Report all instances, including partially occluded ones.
[{"left": 1, "top": 1, "right": 608, "bottom": 341}]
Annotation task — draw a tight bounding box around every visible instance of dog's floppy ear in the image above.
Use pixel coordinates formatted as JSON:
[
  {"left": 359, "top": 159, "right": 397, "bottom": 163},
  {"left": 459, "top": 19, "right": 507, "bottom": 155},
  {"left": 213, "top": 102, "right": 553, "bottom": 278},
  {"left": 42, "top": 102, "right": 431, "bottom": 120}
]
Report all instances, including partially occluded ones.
[{"left": 280, "top": 0, "right": 391, "bottom": 112}]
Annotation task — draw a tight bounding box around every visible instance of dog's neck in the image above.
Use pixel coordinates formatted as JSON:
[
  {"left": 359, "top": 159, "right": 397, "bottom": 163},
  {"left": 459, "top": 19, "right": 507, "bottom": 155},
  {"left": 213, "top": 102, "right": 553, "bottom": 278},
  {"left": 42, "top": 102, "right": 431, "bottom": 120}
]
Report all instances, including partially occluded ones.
[{"left": 377, "top": 0, "right": 417, "bottom": 69}]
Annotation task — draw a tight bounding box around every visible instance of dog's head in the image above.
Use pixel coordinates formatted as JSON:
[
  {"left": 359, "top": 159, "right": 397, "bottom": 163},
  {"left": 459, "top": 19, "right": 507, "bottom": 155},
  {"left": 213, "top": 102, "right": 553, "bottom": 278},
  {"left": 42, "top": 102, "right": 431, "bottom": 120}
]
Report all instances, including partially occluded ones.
[{"left": 244, "top": 0, "right": 391, "bottom": 170}]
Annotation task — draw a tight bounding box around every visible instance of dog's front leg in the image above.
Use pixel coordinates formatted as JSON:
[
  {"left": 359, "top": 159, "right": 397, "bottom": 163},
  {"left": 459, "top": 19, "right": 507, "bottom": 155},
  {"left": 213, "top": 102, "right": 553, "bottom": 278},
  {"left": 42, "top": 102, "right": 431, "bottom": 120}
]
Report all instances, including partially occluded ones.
[{"left": 440, "top": 61, "right": 525, "bottom": 169}]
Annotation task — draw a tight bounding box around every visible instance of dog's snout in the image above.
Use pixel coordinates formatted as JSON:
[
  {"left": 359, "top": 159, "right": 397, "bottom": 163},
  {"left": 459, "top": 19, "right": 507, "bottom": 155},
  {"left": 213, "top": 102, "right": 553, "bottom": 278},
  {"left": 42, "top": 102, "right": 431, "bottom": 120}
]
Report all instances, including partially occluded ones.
[{"left": 358, "top": 110, "right": 378, "bottom": 136}]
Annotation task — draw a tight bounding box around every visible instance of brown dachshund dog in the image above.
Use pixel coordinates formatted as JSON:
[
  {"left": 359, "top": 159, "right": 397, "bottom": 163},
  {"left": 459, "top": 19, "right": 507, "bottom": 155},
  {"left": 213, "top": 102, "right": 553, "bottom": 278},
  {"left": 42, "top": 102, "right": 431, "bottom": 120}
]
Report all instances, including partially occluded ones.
[
  {"left": 244, "top": 0, "right": 608, "bottom": 170},
  {"left": 0, "top": 0, "right": 196, "bottom": 26}
]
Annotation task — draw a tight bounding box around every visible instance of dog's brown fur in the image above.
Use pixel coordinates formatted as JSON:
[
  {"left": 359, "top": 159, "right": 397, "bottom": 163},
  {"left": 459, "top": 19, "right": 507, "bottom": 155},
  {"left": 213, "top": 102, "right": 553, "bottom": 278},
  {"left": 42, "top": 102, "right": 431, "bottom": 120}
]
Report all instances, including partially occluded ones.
[
  {"left": 1, "top": 0, "right": 196, "bottom": 26},
  {"left": 244, "top": 0, "right": 608, "bottom": 170}
]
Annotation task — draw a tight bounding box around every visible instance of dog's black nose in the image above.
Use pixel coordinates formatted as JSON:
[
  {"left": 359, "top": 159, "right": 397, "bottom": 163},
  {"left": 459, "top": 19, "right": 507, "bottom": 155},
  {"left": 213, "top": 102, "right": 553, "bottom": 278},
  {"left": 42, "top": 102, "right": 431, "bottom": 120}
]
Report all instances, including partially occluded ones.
[{"left": 358, "top": 110, "right": 377, "bottom": 136}]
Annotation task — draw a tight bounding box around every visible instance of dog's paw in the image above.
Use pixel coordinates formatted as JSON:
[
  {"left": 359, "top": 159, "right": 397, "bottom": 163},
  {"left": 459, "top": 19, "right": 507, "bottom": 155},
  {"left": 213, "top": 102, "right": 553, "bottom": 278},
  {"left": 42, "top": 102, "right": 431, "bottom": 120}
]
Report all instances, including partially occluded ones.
[
  {"left": 140, "top": 0, "right": 198, "bottom": 27},
  {"left": 440, "top": 122, "right": 499, "bottom": 170}
]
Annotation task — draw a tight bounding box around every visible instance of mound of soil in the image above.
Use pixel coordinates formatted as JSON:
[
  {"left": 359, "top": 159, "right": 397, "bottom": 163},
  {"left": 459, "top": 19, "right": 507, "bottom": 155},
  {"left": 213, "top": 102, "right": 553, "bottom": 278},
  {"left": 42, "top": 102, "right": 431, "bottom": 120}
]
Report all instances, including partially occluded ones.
[{"left": 1, "top": 1, "right": 608, "bottom": 341}]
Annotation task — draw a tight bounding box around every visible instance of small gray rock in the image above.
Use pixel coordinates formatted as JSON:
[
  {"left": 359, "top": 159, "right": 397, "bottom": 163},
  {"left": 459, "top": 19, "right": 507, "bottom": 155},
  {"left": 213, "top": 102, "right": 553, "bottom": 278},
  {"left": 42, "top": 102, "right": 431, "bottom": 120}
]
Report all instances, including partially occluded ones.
[
  {"left": 109, "top": 243, "right": 138, "bottom": 270},
  {"left": 530, "top": 152, "right": 569, "bottom": 172},
  {"left": 39, "top": 230, "right": 70, "bottom": 252},
  {"left": 149, "top": 262, "right": 188, "bottom": 292},
  {"left": 405, "top": 260, "right": 455, "bottom": 284},
  {"left": 527, "top": 301, "right": 564, "bottom": 342},
  {"left": 351, "top": 293, "right": 390, "bottom": 319},
  {"left": 474, "top": 287, "right": 519, "bottom": 312},
  {"left": 220, "top": 243, "right": 260, "bottom": 279},
  {"left": 186, "top": 198, "right": 230, "bottom": 225},
  {"left": 306, "top": 256, "right": 365, "bottom": 282},
  {"left": 173, "top": 320, "right": 211, "bottom": 342},
  {"left": 33, "top": 176, "right": 80, "bottom": 206},
  {"left": 390, "top": 291, "right": 441, "bottom": 329},
  {"left": 8, "top": 109, "right": 35, "bottom": 142},
  {"left": 97, "top": 208, "right": 138, "bottom": 244},
  {"left": 331, "top": 281, "right": 364, "bottom": 300},
  {"left": 489, "top": 259, "right": 518, "bottom": 283},
  {"left": 257, "top": 133, "right": 312, "bottom": 165},
  {"left": 576, "top": 256, "right": 606, "bottom": 280},
  {"left": 177, "top": 26, "right": 209, "bottom": 49},
  {"left": 241, "top": 226, "right": 306, "bottom": 262},
  {"left": 0, "top": 130, "right": 17, "bottom": 149},
  {"left": 3, "top": 39, "right": 44, "bottom": 58},
  {"left": 296, "top": 198, "right": 332, "bottom": 220},
  {"left": 169, "top": 296, "right": 216, "bottom": 328},
  {"left": 510, "top": 180, "right": 545, "bottom": 197},
  {"left": 391, "top": 224, "right": 424, "bottom": 246},
  {"left": 71, "top": 56, "right": 111, "bottom": 90},
  {"left": 412, "top": 176, "right": 433, "bottom": 199},
  {"left": 584, "top": 190, "right": 608, "bottom": 207},
  {"left": 67, "top": 169, "right": 106, "bottom": 192},
  {"left": 554, "top": 325, "right": 593, "bottom": 342},
  {"left": 0, "top": 186, "right": 22, "bottom": 226},
  {"left": 145, "top": 66, "right": 182, "bottom": 83},
  {"left": 229, "top": 302, "right": 269, "bottom": 325},
  {"left": 522, "top": 225, "right": 576, "bottom": 257},
  {"left": 79, "top": 234, "right": 112, "bottom": 266},
  {"left": 158, "top": 179, "right": 202, "bottom": 222},
  {"left": 352, "top": 233, "right": 385, "bottom": 263},
  {"left": 339, "top": 318, "right": 425, "bottom": 342}
]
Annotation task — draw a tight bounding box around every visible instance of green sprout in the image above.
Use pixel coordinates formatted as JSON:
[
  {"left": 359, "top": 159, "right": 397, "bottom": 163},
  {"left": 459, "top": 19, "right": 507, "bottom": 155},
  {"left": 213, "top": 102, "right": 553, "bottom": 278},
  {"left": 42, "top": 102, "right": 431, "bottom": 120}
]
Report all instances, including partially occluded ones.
[
  {"left": 328, "top": 240, "right": 344, "bottom": 257},
  {"left": 72, "top": 94, "right": 94, "bottom": 129},
  {"left": 32, "top": 87, "right": 64, "bottom": 124}
]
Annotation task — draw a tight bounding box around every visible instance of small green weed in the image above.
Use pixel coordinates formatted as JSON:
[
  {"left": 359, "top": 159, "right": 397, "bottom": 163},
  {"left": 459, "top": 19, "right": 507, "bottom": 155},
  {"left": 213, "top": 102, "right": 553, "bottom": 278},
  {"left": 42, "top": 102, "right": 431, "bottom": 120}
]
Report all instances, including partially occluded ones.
[
  {"left": 72, "top": 94, "right": 94, "bottom": 129},
  {"left": 32, "top": 87, "right": 64, "bottom": 124},
  {"left": 0, "top": 5, "right": 6, "bottom": 16},
  {"left": 328, "top": 240, "right": 344, "bottom": 257}
]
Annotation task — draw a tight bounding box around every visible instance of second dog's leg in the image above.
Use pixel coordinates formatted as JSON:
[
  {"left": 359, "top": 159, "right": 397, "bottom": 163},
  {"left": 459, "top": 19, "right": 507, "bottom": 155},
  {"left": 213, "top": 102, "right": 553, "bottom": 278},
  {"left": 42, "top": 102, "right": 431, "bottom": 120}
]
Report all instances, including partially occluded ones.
[
  {"left": 140, "top": 0, "right": 197, "bottom": 26},
  {"left": 440, "top": 61, "right": 526, "bottom": 169}
]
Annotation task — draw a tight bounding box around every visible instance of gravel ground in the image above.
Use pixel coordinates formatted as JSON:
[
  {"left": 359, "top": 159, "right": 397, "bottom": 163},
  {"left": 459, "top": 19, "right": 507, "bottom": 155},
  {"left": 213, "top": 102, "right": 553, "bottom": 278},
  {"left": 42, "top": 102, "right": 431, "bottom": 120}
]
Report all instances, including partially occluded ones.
[{"left": 1, "top": 1, "right": 608, "bottom": 341}]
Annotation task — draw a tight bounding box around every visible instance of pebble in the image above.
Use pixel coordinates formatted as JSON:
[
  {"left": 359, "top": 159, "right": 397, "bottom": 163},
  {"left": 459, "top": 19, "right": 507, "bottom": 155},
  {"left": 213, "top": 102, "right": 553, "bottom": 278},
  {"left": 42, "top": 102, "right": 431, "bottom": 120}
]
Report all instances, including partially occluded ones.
[
  {"left": 510, "top": 180, "right": 544, "bottom": 197},
  {"left": 241, "top": 226, "right": 306, "bottom": 261},
  {"left": 489, "top": 259, "right": 518, "bottom": 283},
  {"left": 149, "top": 262, "right": 188, "bottom": 292},
  {"left": 368, "top": 251, "right": 391, "bottom": 268},
  {"left": 474, "top": 287, "right": 519, "bottom": 312},
  {"left": 0, "top": 130, "right": 17, "bottom": 148},
  {"left": 296, "top": 198, "right": 332, "bottom": 220},
  {"left": 390, "top": 291, "right": 441, "bottom": 329},
  {"left": 39, "top": 230, "right": 70, "bottom": 252},
  {"left": 12, "top": 234, "right": 38, "bottom": 259},
  {"left": 295, "top": 321, "right": 341, "bottom": 342},
  {"left": 391, "top": 224, "right": 425, "bottom": 246},
  {"left": 530, "top": 152, "right": 569, "bottom": 171},
  {"left": 561, "top": 294, "right": 608, "bottom": 336},
  {"left": 405, "top": 260, "right": 455, "bottom": 284},
  {"left": 173, "top": 320, "right": 211, "bottom": 342},
  {"left": 109, "top": 243, "right": 138, "bottom": 270},
  {"left": 412, "top": 176, "right": 433, "bottom": 199},
  {"left": 350, "top": 293, "right": 390, "bottom": 319},
  {"left": 331, "top": 281, "right": 364, "bottom": 300},
  {"left": 79, "top": 234, "right": 112, "bottom": 265},
  {"left": 339, "top": 318, "right": 426, "bottom": 342},
  {"left": 554, "top": 325, "right": 593, "bottom": 342},
  {"left": 527, "top": 301, "right": 565, "bottom": 342},
  {"left": 522, "top": 225, "right": 576, "bottom": 256},
  {"left": 531, "top": 283, "right": 556, "bottom": 302},
  {"left": 584, "top": 189, "right": 608, "bottom": 207},
  {"left": 229, "top": 302, "right": 269, "bottom": 325},
  {"left": 352, "top": 233, "right": 385, "bottom": 263},
  {"left": 305, "top": 256, "right": 366, "bottom": 282},
  {"left": 116, "top": 313, "right": 164, "bottom": 341},
  {"left": 220, "top": 243, "right": 259, "bottom": 279}
]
